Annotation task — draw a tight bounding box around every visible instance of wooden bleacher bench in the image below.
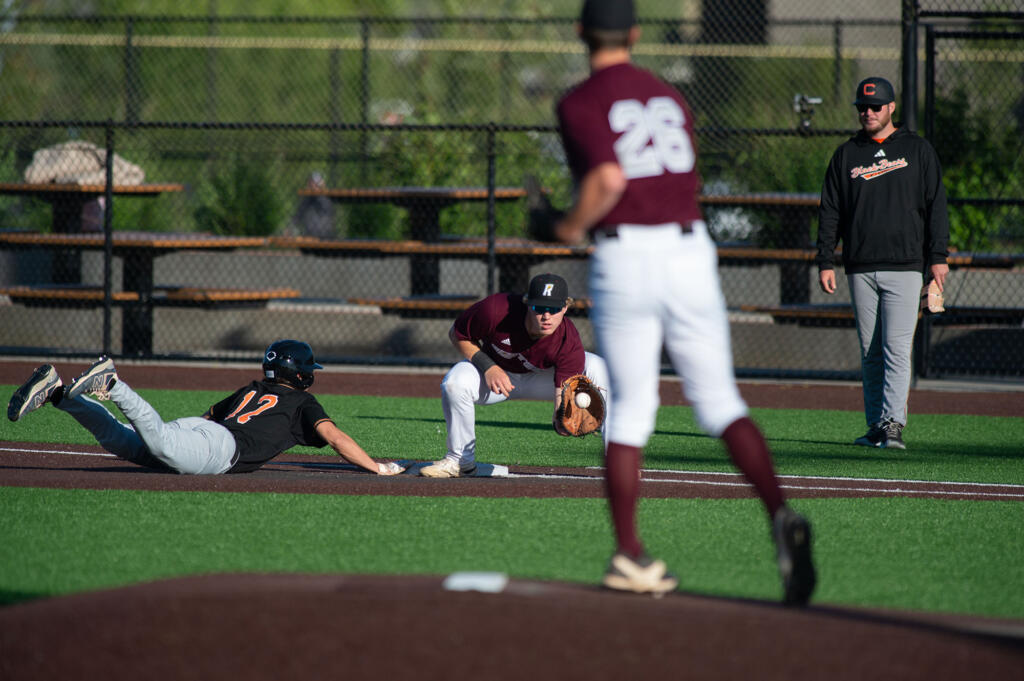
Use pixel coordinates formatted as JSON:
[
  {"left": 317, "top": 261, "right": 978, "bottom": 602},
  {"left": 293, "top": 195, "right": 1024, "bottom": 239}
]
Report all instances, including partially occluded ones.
[
  {"left": 928, "top": 306, "right": 1024, "bottom": 326},
  {"left": 739, "top": 303, "right": 1024, "bottom": 327},
  {"left": 346, "top": 294, "right": 593, "bottom": 318},
  {"left": 738, "top": 304, "right": 855, "bottom": 325},
  {"left": 718, "top": 249, "right": 1023, "bottom": 268},
  {"left": 0, "top": 285, "right": 300, "bottom": 308},
  {"left": 158, "top": 286, "right": 301, "bottom": 306},
  {"left": 271, "top": 235, "right": 590, "bottom": 258},
  {"left": 0, "top": 285, "right": 140, "bottom": 304}
]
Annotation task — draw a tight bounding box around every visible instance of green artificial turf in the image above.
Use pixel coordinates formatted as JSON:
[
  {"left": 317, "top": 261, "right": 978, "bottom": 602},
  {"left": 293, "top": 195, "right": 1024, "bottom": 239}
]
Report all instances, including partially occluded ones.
[
  {"left": 3, "top": 387, "right": 1021, "bottom": 484},
  {"left": 2, "top": 487, "right": 1022, "bottom": 618},
  {"left": 1, "top": 386, "right": 1023, "bottom": 618}
]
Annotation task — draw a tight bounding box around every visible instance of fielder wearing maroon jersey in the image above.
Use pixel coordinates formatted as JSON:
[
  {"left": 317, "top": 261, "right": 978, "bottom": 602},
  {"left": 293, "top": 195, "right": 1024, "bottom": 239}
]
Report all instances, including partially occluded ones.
[
  {"left": 419, "top": 273, "right": 610, "bottom": 478},
  {"left": 551, "top": 0, "right": 815, "bottom": 604},
  {"left": 7, "top": 339, "right": 405, "bottom": 476}
]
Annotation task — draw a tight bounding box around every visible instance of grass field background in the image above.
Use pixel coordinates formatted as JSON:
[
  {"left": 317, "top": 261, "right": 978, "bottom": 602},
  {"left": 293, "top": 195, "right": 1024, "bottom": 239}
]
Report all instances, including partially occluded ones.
[{"left": 2, "top": 386, "right": 1022, "bottom": 618}]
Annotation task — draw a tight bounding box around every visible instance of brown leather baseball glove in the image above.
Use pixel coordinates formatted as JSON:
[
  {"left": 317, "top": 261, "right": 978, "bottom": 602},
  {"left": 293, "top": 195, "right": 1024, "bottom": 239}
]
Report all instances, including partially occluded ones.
[{"left": 555, "top": 374, "right": 606, "bottom": 437}]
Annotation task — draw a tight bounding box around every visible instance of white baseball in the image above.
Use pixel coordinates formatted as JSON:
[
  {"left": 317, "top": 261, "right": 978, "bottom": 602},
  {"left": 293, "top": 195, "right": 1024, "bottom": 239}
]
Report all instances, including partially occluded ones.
[{"left": 575, "top": 392, "right": 591, "bottom": 409}]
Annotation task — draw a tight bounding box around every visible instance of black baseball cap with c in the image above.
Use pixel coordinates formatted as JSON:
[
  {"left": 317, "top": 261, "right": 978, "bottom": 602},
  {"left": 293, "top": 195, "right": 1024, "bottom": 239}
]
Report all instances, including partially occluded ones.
[
  {"left": 524, "top": 273, "right": 569, "bottom": 309},
  {"left": 581, "top": 0, "right": 636, "bottom": 30},
  {"left": 853, "top": 77, "right": 896, "bottom": 106}
]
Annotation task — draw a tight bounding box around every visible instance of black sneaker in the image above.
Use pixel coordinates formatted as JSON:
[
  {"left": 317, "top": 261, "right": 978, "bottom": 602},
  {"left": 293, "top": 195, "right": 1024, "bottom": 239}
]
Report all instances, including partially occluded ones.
[
  {"left": 854, "top": 423, "right": 886, "bottom": 447},
  {"left": 772, "top": 507, "right": 816, "bottom": 607},
  {"left": 881, "top": 418, "right": 906, "bottom": 450}
]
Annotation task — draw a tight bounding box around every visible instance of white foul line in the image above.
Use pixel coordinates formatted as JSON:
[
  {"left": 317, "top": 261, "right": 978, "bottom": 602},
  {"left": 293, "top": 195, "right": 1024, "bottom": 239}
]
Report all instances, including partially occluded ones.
[
  {"left": 640, "top": 476, "right": 1024, "bottom": 500},
  {"left": 597, "top": 466, "right": 1024, "bottom": 490},
  {"left": 515, "top": 467, "right": 1024, "bottom": 500},
  {"left": 1, "top": 446, "right": 115, "bottom": 458},
  {"left": 4, "top": 446, "right": 1023, "bottom": 498}
]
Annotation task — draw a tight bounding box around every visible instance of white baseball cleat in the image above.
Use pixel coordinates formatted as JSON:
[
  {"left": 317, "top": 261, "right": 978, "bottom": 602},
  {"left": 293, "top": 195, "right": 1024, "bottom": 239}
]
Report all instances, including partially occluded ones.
[
  {"left": 419, "top": 457, "right": 477, "bottom": 478},
  {"left": 602, "top": 552, "right": 678, "bottom": 596}
]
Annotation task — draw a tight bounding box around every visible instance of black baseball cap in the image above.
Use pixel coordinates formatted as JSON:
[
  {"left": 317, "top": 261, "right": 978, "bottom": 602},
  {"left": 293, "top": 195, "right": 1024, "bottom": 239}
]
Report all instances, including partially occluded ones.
[
  {"left": 853, "top": 77, "right": 896, "bottom": 106},
  {"left": 581, "top": 0, "right": 636, "bottom": 30},
  {"left": 525, "top": 273, "right": 569, "bottom": 309}
]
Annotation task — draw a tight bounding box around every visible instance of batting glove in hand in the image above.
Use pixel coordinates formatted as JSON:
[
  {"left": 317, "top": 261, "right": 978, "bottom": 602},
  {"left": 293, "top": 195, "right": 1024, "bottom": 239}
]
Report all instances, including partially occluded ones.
[{"left": 377, "top": 461, "right": 406, "bottom": 475}]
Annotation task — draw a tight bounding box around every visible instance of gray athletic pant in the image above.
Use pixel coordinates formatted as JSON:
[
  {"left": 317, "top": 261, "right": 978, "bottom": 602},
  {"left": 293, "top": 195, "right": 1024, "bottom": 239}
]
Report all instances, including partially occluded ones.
[
  {"left": 848, "top": 270, "right": 923, "bottom": 428},
  {"left": 58, "top": 380, "right": 237, "bottom": 474}
]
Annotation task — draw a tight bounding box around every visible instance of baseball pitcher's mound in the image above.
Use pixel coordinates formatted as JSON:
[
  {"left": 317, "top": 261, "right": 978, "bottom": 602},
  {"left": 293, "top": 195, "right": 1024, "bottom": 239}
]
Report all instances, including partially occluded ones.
[{"left": 1, "top": 573, "right": 1021, "bottom": 681}]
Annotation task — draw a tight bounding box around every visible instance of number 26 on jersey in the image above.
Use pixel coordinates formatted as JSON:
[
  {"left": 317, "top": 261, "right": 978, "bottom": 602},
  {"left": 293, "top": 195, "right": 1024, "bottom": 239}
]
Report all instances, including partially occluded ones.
[{"left": 610, "top": 96, "right": 695, "bottom": 180}]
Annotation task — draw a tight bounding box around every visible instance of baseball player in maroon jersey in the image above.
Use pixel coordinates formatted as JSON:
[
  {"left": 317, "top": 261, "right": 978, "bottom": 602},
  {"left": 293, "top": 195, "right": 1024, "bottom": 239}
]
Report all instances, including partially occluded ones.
[
  {"left": 550, "top": 0, "right": 816, "bottom": 603},
  {"left": 420, "top": 273, "right": 610, "bottom": 478},
  {"left": 7, "top": 339, "right": 405, "bottom": 476}
]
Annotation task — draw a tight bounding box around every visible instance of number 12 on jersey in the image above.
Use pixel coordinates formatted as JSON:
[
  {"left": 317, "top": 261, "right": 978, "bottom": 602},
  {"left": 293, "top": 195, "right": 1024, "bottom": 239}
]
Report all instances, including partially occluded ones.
[
  {"left": 224, "top": 390, "right": 279, "bottom": 424},
  {"left": 610, "top": 96, "right": 695, "bottom": 179}
]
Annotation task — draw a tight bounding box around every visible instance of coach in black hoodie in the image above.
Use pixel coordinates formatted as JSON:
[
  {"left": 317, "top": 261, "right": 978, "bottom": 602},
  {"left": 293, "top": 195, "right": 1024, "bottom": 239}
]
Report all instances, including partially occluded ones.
[{"left": 816, "top": 76, "right": 950, "bottom": 451}]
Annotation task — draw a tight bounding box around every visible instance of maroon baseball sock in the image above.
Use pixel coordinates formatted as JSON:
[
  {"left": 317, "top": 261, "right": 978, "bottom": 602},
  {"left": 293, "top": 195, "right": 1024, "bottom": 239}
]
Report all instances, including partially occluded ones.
[
  {"left": 721, "top": 417, "right": 785, "bottom": 517},
  {"left": 604, "top": 442, "right": 645, "bottom": 559}
]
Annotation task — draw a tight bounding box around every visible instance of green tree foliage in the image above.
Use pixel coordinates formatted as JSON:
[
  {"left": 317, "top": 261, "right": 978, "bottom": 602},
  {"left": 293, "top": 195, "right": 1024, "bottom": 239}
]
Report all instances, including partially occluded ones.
[{"left": 930, "top": 86, "right": 1024, "bottom": 252}]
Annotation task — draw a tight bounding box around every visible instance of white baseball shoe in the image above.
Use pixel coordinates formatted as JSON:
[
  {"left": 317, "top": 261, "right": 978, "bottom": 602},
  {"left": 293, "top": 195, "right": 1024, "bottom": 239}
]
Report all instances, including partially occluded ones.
[
  {"left": 419, "top": 457, "right": 477, "bottom": 478},
  {"left": 602, "top": 551, "right": 678, "bottom": 596}
]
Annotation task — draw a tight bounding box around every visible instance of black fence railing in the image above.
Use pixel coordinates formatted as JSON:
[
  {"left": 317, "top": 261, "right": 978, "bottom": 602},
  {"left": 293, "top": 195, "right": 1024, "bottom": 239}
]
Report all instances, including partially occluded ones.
[{"left": 2, "top": 119, "right": 1022, "bottom": 380}]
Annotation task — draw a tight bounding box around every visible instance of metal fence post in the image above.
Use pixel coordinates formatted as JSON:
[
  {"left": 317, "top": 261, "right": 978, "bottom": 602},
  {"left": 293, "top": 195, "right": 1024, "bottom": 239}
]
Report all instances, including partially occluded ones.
[
  {"left": 123, "top": 17, "right": 139, "bottom": 125},
  {"left": 328, "top": 46, "right": 342, "bottom": 186},
  {"left": 924, "top": 24, "right": 935, "bottom": 142},
  {"left": 360, "top": 17, "right": 371, "bottom": 180},
  {"left": 486, "top": 125, "right": 497, "bottom": 296},
  {"left": 103, "top": 121, "right": 115, "bottom": 357},
  {"left": 832, "top": 19, "right": 842, "bottom": 103},
  {"left": 901, "top": 0, "right": 918, "bottom": 131},
  {"left": 206, "top": 8, "right": 218, "bottom": 122}
]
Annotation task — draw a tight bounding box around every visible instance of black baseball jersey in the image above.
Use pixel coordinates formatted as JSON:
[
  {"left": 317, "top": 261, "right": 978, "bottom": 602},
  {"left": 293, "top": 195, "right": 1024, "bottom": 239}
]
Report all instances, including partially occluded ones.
[
  {"left": 817, "top": 126, "right": 950, "bottom": 274},
  {"left": 205, "top": 380, "right": 331, "bottom": 473}
]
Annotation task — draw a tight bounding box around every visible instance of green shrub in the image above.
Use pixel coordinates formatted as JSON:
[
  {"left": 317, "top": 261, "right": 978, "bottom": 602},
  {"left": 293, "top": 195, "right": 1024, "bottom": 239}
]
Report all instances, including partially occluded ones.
[
  {"left": 0, "top": 146, "right": 52, "bottom": 231},
  {"left": 193, "top": 155, "right": 287, "bottom": 236}
]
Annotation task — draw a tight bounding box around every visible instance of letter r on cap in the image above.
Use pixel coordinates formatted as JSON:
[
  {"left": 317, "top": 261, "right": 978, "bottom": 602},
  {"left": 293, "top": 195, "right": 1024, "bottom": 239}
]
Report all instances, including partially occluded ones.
[{"left": 543, "top": 284, "right": 553, "bottom": 296}]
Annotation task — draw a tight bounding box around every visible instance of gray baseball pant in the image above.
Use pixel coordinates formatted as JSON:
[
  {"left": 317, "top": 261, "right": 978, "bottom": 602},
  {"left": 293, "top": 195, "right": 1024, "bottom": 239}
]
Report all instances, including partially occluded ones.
[
  {"left": 848, "top": 270, "right": 923, "bottom": 427},
  {"left": 58, "top": 380, "right": 237, "bottom": 474}
]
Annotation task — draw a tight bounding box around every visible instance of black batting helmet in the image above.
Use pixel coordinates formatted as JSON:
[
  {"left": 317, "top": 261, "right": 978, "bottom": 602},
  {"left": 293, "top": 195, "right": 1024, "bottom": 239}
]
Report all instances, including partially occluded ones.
[{"left": 262, "top": 339, "right": 323, "bottom": 390}]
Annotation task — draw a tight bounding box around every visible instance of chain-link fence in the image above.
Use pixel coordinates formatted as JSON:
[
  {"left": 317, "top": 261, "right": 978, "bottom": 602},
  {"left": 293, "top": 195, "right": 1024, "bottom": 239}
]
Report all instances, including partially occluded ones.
[{"left": 1, "top": 4, "right": 1021, "bottom": 378}]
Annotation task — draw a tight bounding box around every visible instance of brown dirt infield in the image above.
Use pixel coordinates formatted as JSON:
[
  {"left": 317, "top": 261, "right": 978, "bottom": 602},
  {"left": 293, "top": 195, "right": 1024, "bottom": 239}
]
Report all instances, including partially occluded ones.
[{"left": 1, "top": 360, "right": 1022, "bottom": 680}]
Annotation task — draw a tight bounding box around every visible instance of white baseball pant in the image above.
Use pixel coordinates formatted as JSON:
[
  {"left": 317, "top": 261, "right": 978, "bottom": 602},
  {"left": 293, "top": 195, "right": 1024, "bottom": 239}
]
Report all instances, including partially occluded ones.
[
  {"left": 440, "top": 351, "right": 610, "bottom": 467},
  {"left": 589, "top": 222, "right": 749, "bottom": 447}
]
